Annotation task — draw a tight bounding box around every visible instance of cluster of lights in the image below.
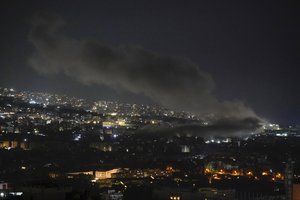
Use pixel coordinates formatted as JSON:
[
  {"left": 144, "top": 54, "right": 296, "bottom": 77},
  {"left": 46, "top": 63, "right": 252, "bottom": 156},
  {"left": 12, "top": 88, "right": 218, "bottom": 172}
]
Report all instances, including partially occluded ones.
[
  {"left": 263, "top": 123, "right": 281, "bottom": 130},
  {"left": 275, "top": 133, "right": 288, "bottom": 137},
  {"left": 205, "top": 167, "right": 284, "bottom": 182},
  {"left": 205, "top": 138, "right": 231, "bottom": 144},
  {"left": 170, "top": 196, "right": 180, "bottom": 200}
]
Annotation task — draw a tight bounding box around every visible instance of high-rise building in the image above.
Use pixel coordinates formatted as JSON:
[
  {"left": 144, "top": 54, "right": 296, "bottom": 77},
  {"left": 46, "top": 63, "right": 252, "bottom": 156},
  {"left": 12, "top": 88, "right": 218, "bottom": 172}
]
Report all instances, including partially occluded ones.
[{"left": 285, "top": 158, "right": 294, "bottom": 200}]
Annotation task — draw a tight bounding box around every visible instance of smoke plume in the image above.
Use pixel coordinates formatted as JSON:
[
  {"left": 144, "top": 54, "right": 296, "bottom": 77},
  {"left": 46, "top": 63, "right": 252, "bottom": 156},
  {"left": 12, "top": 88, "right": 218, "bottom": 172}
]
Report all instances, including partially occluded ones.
[{"left": 28, "top": 13, "right": 262, "bottom": 127}]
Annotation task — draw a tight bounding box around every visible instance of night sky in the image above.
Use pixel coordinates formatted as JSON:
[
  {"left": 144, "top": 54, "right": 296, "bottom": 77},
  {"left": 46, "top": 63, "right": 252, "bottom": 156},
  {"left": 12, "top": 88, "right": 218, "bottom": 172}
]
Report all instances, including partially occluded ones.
[{"left": 0, "top": 1, "right": 299, "bottom": 125}]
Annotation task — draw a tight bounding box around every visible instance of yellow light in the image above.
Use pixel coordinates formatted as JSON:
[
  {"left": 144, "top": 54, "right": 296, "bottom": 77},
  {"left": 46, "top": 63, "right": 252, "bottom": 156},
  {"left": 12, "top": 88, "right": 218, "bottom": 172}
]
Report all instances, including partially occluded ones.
[
  {"left": 212, "top": 174, "right": 221, "bottom": 180},
  {"left": 275, "top": 172, "right": 283, "bottom": 180},
  {"left": 117, "top": 120, "right": 127, "bottom": 126},
  {"left": 205, "top": 168, "right": 211, "bottom": 174},
  {"left": 262, "top": 172, "right": 268, "bottom": 176}
]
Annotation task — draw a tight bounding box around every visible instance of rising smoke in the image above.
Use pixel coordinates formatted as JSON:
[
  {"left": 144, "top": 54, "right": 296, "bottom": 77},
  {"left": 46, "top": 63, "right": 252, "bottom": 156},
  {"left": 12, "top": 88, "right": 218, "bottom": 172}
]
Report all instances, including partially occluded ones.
[{"left": 28, "top": 13, "right": 263, "bottom": 135}]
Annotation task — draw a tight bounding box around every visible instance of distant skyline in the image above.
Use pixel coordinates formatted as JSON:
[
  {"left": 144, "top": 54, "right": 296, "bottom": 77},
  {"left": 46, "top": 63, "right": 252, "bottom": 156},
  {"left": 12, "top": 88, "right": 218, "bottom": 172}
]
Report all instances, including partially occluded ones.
[{"left": 0, "top": 1, "right": 299, "bottom": 125}]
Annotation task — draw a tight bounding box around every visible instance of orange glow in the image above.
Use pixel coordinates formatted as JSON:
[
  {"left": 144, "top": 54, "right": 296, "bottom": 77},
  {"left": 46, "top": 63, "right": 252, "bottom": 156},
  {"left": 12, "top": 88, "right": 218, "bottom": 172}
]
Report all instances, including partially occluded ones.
[
  {"left": 246, "top": 171, "right": 253, "bottom": 176},
  {"left": 231, "top": 170, "right": 240, "bottom": 176},
  {"left": 166, "top": 166, "right": 174, "bottom": 173},
  {"left": 275, "top": 173, "right": 283, "bottom": 179}
]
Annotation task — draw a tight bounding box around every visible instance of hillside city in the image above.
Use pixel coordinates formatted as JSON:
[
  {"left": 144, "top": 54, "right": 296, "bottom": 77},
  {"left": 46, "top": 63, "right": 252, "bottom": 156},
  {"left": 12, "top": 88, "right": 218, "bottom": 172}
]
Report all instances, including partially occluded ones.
[{"left": 0, "top": 87, "right": 299, "bottom": 200}]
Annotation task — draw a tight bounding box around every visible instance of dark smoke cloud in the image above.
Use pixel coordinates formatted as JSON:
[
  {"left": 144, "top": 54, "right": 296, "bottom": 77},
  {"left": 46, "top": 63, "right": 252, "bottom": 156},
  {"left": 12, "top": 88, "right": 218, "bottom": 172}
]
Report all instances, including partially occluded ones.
[
  {"left": 28, "top": 13, "right": 261, "bottom": 123},
  {"left": 137, "top": 117, "right": 261, "bottom": 137}
]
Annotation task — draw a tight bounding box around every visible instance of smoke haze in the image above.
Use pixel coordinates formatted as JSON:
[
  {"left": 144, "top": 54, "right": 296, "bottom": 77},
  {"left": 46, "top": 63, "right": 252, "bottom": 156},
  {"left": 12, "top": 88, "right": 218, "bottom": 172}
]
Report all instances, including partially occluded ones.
[{"left": 28, "top": 13, "right": 263, "bottom": 134}]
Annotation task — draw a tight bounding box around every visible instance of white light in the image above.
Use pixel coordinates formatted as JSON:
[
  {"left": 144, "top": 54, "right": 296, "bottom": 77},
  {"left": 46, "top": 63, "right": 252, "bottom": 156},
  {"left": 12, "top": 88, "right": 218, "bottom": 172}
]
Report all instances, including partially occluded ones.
[
  {"left": 9, "top": 192, "right": 23, "bottom": 196},
  {"left": 29, "top": 100, "right": 37, "bottom": 104},
  {"left": 74, "top": 134, "right": 81, "bottom": 141}
]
